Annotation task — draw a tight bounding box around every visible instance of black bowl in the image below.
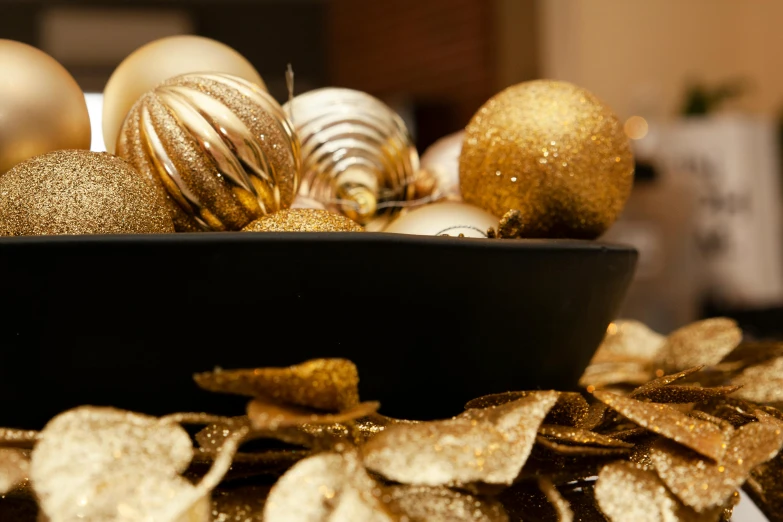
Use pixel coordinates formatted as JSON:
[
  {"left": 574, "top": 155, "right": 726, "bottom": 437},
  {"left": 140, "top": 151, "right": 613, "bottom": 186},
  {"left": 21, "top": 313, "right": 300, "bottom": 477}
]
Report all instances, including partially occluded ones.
[{"left": 0, "top": 232, "right": 636, "bottom": 427}]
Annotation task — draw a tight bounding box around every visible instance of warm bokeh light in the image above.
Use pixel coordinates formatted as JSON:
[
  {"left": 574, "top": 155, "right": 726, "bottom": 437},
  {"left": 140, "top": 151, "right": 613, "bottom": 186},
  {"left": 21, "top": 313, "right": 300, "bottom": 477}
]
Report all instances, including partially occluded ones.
[{"left": 624, "top": 115, "right": 649, "bottom": 140}]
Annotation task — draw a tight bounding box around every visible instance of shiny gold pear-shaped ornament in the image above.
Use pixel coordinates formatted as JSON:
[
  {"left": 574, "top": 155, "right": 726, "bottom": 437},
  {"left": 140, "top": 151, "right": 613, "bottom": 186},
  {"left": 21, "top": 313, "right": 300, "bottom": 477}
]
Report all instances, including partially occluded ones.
[
  {"left": 283, "top": 88, "right": 418, "bottom": 230},
  {"left": 118, "top": 73, "right": 300, "bottom": 232}
]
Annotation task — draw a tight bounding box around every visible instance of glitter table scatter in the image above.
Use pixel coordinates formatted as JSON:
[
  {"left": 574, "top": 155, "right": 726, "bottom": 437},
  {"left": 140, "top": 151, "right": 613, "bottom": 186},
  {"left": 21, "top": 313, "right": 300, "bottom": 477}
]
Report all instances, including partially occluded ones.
[{"left": 0, "top": 319, "right": 782, "bottom": 521}]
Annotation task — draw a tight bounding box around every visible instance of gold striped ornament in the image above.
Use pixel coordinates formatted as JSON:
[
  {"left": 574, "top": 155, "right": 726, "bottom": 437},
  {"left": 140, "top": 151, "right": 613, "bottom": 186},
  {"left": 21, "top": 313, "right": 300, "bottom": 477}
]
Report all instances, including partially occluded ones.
[
  {"left": 117, "top": 73, "right": 300, "bottom": 232},
  {"left": 283, "top": 88, "right": 418, "bottom": 229}
]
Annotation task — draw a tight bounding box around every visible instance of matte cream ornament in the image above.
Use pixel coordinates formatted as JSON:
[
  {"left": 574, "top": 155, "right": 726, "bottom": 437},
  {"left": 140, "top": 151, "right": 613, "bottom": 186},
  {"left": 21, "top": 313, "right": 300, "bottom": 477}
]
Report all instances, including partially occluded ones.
[
  {"left": 284, "top": 88, "right": 419, "bottom": 229},
  {"left": 118, "top": 73, "right": 300, "bottom": 232},
  {"left": 0, "top": 40, "right": 91, "bottom": 174},
  {"left": 459, "top": 80, "right": 634, "bottom": 239},
  {"left": 0, "top": 150, "right": 173, "bottom": 236},
  {"left": 103, "top": 35, "right": 265, "bottom": 154},
  {"left": 384, "top": 201, "right": 498, "bottom": 238},
  {"left": 414, "top": 130, "right": 464, "bottom": 202}
]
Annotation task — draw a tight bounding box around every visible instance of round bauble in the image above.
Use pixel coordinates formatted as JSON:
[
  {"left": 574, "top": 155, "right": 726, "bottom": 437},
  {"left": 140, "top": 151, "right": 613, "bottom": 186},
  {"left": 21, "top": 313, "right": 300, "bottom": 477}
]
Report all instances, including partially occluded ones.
[
  {"left": 415, "top": 130, "right": 464, "bottom": 202},
  {"left": 103, "top": 35, "right": 265, "bottom": 154},
  {"left": 384, "top": 202, "right": 498, "bottom": 238},
  {"left": 0, "top": 150, "right": 174, "bottom": 236},
  {"left": 459, "top": 80, "right": 634, "bottom": 239},
  {"left": 0, "top": 40, "right": 91, "bottom": 174},
  {"left": 243, "top": 209, "right": 364, "bottom": 232},
  {"left": 284, "top": 88, "right": 418, "bottom": 228},
  {"left": 117, "top": 73, "right": 300, "bottom": 232}
]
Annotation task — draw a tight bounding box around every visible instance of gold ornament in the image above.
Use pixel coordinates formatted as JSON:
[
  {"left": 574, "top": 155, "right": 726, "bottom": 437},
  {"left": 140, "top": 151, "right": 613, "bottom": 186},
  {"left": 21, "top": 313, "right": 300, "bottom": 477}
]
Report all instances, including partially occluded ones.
[
  {"left": 103, "top": 35, "right": 265, "bottom": 154},
  {"left": 283, "top": 88, "right": 419, "bottom": 229},
  {"left": 242, "top": 209, "right": 364, "bottom": 233},
  {"left": 0, "top": 40, "right": 91, "bottom": 175},
  {"left": 384, "top": 201, "right": 498, "bottom": 237},
  {"left": 459, "top": 80, "right": 634, "bottom": 239},
  {"left": 117, "top": 73, "right": 300, "bottom": 232},
  {"left": 0, "top": 150, "right": 173, "bottom": 236},
  {"left": 414, "top": 130, "right": 464, "bottom": 202}
]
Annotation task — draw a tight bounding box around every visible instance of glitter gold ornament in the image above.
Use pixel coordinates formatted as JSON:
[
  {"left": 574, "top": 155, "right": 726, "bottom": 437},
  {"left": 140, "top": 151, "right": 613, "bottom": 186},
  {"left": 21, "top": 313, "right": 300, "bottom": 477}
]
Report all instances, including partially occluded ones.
[
  {"left": 284, "top": 88, "right": 419, "bottom": 229},
  {"left": 384, "top": 201, "right": 498, "bottom": 237},
  {"left": 117, "top": 73, "right": 300, "bottom": 232},
  {"left": 103, "top": 35, "right": 265, "bottom": 154},
  {"left": 0, "top": 150, "right": 174, "bottom": 236},
  {"left": 459, "top": 80, "right": 634, "bottom": 239},
  {"left": 243, "top": 209, "right": 364, "bottom": 232},
  {"left": 0, "top": 40, "right": 90, "bottom": 174}
]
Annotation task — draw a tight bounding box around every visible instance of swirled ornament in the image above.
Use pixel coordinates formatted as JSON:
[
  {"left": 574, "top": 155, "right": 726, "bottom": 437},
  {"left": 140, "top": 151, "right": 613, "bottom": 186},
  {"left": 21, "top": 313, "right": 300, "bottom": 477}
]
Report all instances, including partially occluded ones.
[
  {"left": 117, "top": 73, "right": 300, "bottom": 232},
  {"left": 284, "top": 88, "right": 418, "bottom": 229}
]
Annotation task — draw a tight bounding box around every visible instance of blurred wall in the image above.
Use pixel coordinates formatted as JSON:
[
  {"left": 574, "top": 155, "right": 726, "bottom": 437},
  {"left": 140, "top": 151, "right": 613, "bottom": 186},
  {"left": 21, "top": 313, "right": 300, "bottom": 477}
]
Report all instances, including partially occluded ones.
[{"left": 540, "top": 0, "right": 783, "bottom": 119}]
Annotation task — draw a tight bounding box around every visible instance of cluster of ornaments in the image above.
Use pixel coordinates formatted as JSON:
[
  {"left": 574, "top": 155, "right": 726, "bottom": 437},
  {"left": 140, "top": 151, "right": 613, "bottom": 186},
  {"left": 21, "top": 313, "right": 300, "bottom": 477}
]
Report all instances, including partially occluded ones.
[{"left": 0, "top": 36, "right": 634, "bottom": 240}]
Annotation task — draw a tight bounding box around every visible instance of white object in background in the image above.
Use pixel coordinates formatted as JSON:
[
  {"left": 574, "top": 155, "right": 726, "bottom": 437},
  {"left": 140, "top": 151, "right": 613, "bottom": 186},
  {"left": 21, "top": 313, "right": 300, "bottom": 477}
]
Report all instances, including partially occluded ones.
[
  {"left": 384, "top": 201, "right": 498, "bottom": 238},
  {"left": 656, "top": 115, "right": 783, "bottom": 308},
  {"left": 733, "top": 489, "right": 767, "bottom": 522},
  {"left": 84, "top": 93, "right": 106, "bottom": 152}
]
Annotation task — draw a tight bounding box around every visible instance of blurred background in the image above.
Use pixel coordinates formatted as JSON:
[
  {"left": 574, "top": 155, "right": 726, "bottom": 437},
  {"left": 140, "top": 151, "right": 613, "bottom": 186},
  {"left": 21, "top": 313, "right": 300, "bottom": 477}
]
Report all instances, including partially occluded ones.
[{"left": 4, "top": 0, "right": 783, "bottom": 337}]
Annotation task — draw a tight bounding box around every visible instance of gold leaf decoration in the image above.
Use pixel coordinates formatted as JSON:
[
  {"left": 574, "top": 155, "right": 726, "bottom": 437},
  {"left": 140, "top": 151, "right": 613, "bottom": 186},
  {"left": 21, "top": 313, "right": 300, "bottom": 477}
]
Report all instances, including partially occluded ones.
[{"left": 363, "top": 392, "right": 559, "bottom": 486}]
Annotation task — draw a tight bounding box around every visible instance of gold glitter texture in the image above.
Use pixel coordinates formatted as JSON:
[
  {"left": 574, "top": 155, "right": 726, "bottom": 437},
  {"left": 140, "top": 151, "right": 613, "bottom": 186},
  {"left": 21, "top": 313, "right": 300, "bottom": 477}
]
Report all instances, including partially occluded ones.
[
  {"left": 0, "top": 150, "right": 173, "bottom": 236},
  {"left": 459, "top": 80, "right": 634, "bottom": 239},
  {"left": 651, "top": 422, "right": 783, "bottom": 513},
  {"left": 362, "top": 392, "right": 558, "bottom": 486},
  {"left": 385, "top": 485, "right": 510, "bottom": 522},
  {"left": 593, "top": 391, "right": 726, "bottom": 460},
  {"left": 263, "top": 451, "right": 394, "bottom": 522},
  {"left": 0, "top": 429, "right": 38, "bottom": 449},
  {"left": 243, "top": 208, "right": 364, "bottom": 232},
  {"left": 659, "top": 318, "right": 742, "bottom": 372},
  {"left": 117, "top": 72, "right": 300, "bottom": 231},
  {"left": 538, "top": 425, "right": 633, "bottom": 449},
  {"left": 730, "top": 356, "right": 783, "bottom": 403},
  {"left": 247, "top": 398, "right": 379, "bottom": 430},
  {"left": 30, "top": 407, "right": 242, "bottom": 521},
  {"left": 0, "top": 449, "right": 29, "bottom": 494},
  {"left": 194, "top": 358, "right": 360, "bottom": 411},
  {"left": 466, "top": 391, "right": 589, "bottom": 427},
  {"left": 595, "top": 462, "right": 691, "bottom": 522},
  {"left": 284, "top": 87, "right": 418, "bottom": 227}
]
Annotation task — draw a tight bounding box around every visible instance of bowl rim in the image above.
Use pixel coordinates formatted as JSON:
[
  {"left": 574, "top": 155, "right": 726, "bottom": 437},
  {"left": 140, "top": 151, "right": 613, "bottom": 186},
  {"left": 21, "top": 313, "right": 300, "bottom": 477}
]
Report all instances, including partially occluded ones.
[{"left": 0, "top": 231, "right": 638, "bottom": 253}]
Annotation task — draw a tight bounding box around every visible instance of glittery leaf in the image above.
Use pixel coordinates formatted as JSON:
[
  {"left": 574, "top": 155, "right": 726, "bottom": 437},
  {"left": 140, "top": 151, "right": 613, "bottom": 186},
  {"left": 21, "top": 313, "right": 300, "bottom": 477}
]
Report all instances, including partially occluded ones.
[
  {"left": 30, "top": 406, "right": 240, "bottom": 522},
  {"left": 538, "top": 425, "right": 633, "bottom": 448},
  {"left": 575, "top": 403, "right": 608, "bottom": 430},
  {"left": 593, "top": 391, "right": 726, "bottom": 460},
  {"left": 193, "top": 358, "right": 360, "bottom": 411},
  {"left": 698, "top": 397, "right": 761, "bottom": 428},
  {"left": 579, "top": 362, "right": 653, "bottom": 389},
  {"left": 466, "top": 391, "right": 589, "bottom": 427},
  {"left": 499, "top": 481, "right": 582, "bottom": 522},
  {"left": 730, "top": 356, "right": 783, "bottom": 403},
  {"left": 0, "top": 449, "right": 28, "bottom": 494},
  {"left": 651, "top": 420, "right": 783, "bottom": 512},
  {"left": 535, "top": 436, "right": 631, "bottom": 457},
  {"left": 0, "top": 429, "right": 38, "bottom": 450},
  {"left": 263, "top": 451, "right": 395, "bottom": 522},
  {"left": 363, "top": 392, "right": 559, "bottom": 486},
  {"left": 745, "top": 452, "right": 783, "bottom": 522},
  {"left": 385, "top": 485, "right": 509, "bottom": 522},
  {"left": 632, "top": 385, "right": 741, "bottom": 404},
  {"left": 658, "top": 318, "right": 742, "bottom": 373},
  {"left": 538, "top": 478, "right": 574, "bottom": 522},
  {"left": 247, "top": 398, "right": 379, "bottom": 430},
  {"left": 595, "top": 462, "right": 707, "bottom": 522},
  {"left": 591, "top": 320, "right": 667, "bottom": 364},
  {"left": 628, "top": 366, "right": 704, "bottom": 398}
]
